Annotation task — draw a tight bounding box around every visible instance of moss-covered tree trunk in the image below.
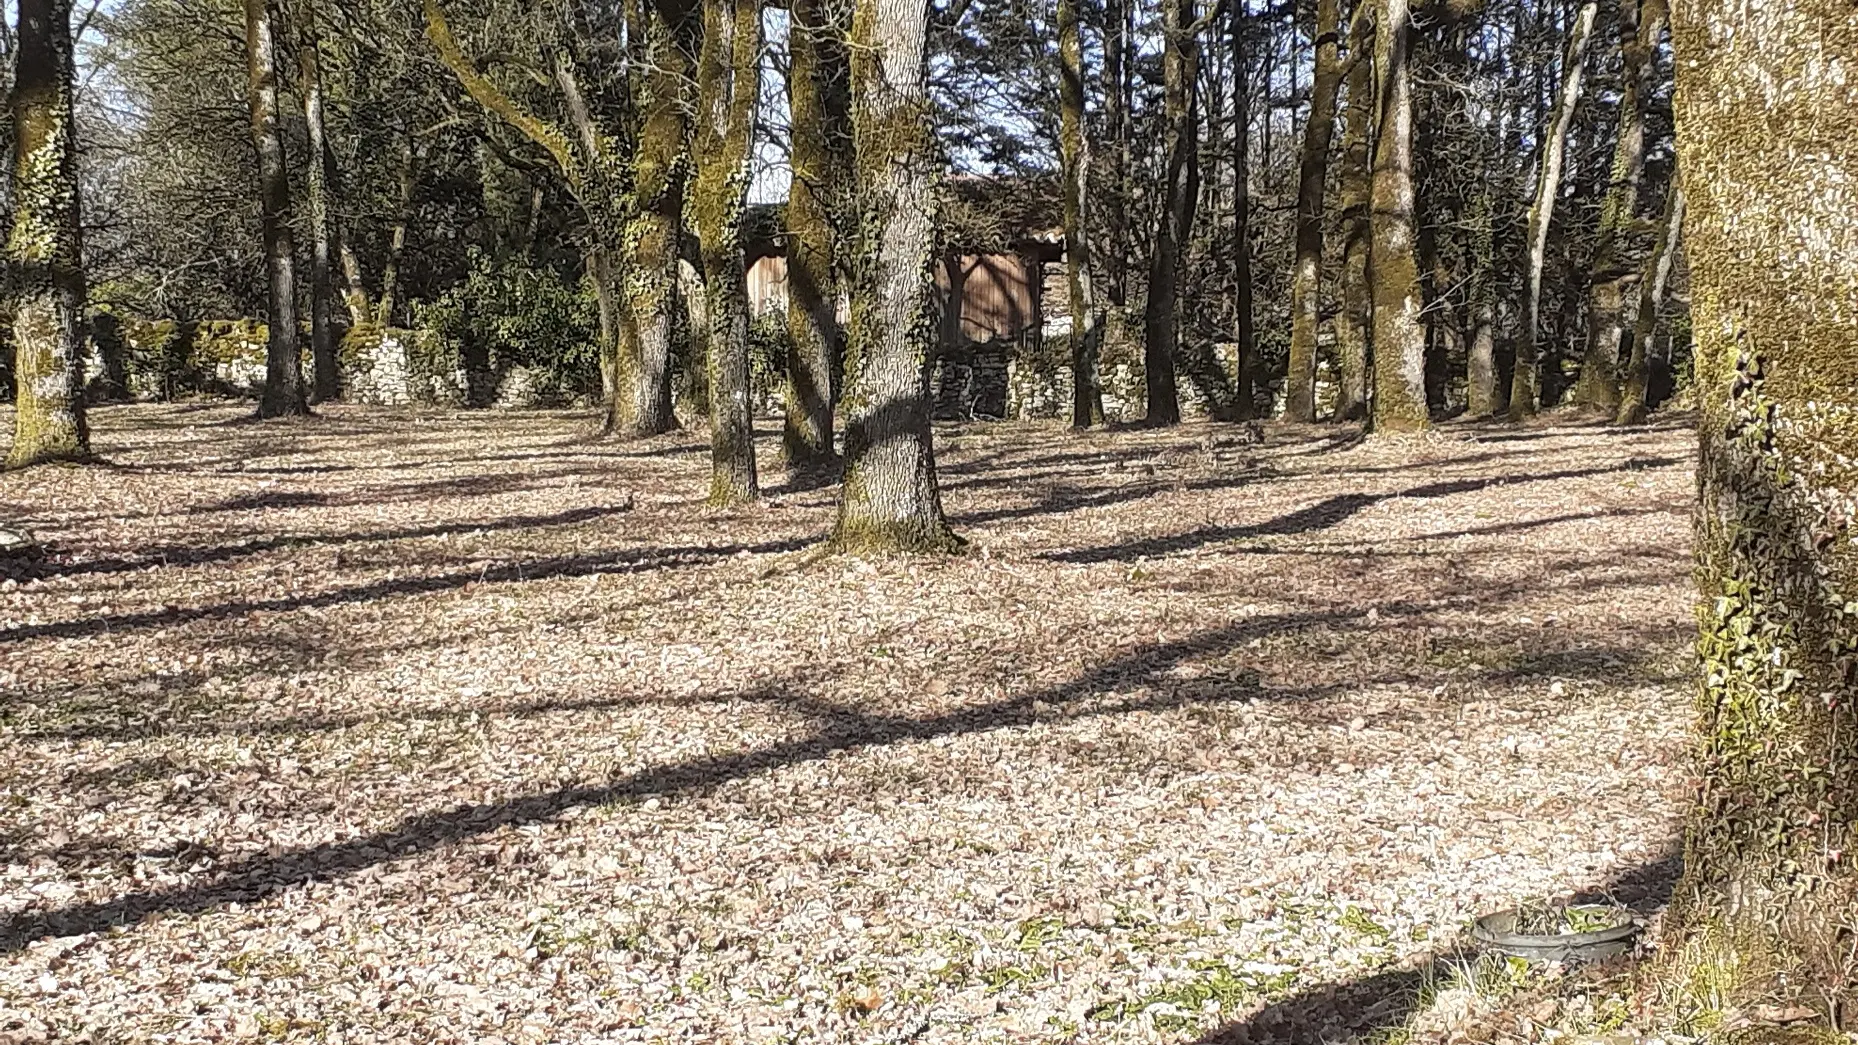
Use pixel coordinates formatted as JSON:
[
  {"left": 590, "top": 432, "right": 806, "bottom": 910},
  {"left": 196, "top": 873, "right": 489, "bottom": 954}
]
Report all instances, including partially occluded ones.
[
  {"left": 426, "top": 0, "right": 684, "bottom": 435},
  {"left": 1366, "top": 0, "right": 1426, "bottom": 432},
  {"left": 785, "top": 0, "right": 849, "bottom": 474},
  {"left": 1285, "top": 0, "right": 1342, "bottom": 424},
  {"left": 298, "top": 8, "right": 339, "bottom": 404},
  {"left": 1332, "top": 3, "right": 1372, "bottom": 424},
  {"left": 694, "top": 0, "right": 761, "bottom": 505},
  {"left": 1141, "top": 0, "right": 1198, "bottom": 428},
  {"left": 830, "top": 0, "right": 957, "bottom": 553},
  {"left": 245, "top": 0, "right": 309, "bottom": 419},
  {"left": 1057, "top": 0, "right": 1103, "bottom": 429},
  {"left": 1664, "top": 0, "right": 1858, "bottom": 1018},
  {"left": 1508, "top": 1, "right": 1595, "bottom": 421},
  {"left": 612, "top": 0, "right": 692, "bottom": 438},
  {"left": 1570, "top": 0, "right": 1665, "bottom": 415},
  {"left": 1615, "top": 182, "right": 1681, "bottom": 427},
  {"left": 5, "top": 0, "right": 89, "bottom": 466}
]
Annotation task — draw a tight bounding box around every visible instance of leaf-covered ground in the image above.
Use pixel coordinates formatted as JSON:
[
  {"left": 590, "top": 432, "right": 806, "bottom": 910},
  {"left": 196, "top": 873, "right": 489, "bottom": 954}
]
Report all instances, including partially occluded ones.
[{"left": 0, "top": 404, "right": 1697, "bottom": 1044}]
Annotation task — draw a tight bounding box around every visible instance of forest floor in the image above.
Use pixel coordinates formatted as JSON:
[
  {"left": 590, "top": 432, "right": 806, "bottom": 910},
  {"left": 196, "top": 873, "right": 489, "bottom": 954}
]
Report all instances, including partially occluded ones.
[{"left": 0, "top": 403, "right": 1699, "bottom": 1045}]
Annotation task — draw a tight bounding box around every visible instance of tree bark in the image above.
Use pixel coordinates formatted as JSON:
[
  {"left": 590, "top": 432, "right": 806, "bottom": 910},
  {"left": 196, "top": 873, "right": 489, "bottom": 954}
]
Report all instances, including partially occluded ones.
[
  {"left": 1664, "top": 0, "right": 1858, "bottom": 1020},
  {"left": 831, "top": 0, "right": 957, "bottom": 553},
  {"left": 5, "top": 0, "right": 89, "bottom": 466},
  {"left": 785, "top": 0, "right": 848, "bottom": 474},
  {"left": 1614, "top": 183, "right": 1681, "bottom": 426},
  {"left": 610, "top": 0, "right": 691, "bottom": 437},
  {"left": 1570, "top": 0, "right": 1666, "bottom": 414},
  {"left": 1285, "top": 0, "right": 1343, "bottom": 423},
  {"left": 1098, "top": 0, "right": 1130, "bottom": 308},
  {"left": 1228, "top": 0, "right": 1254, "bottom": 421},
  {"left": 1508, "top": 1, "right": 1596, "bottom": 420},
  {"left": 245, "top": 0, "right": 309, "bottom": 419},
  {"left": 1333, "top": 1, "right": 1372, "bottom": 423},
  {"left": 1465, "top": 181, "right": 1500, "bottom": 417},
  {"left": 1142, "top": 0, "right": 1199, "bottom": 427},
  {"left": 694, "top": 0, "right": 761, "bottom": 505},
  {"left": 298, "top": 3, "right": 339, "bottom": 403},
  {"left": 1057, "top": 0, "right": 1103, "bottom": 428},
  {"left": 1367, "top": 0, "right": 1426, "bottom": 431}
]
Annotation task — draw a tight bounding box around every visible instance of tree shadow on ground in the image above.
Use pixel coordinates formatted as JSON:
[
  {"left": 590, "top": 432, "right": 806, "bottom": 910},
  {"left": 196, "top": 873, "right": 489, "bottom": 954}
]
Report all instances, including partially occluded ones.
[
  {"left": 8, "top": 502, "right": 642, "bottom": 583},
  {"left": 0, "top": 553, "right": 1686, "bottom": 952},
  {"left": 1191, "top": 851, "right": 1683, "bottom": 1044},
  {"left": 0, "top": 533, "right": 815, "bottom": 644},
  {"left": 1046, "top": 459, "right": 1681, "bottom": 564}
]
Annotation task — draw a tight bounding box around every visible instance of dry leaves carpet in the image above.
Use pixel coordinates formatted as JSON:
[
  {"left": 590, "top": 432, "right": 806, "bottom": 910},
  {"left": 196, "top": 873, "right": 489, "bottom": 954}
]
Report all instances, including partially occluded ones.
[{"left": 0, "top": 404, "right": 1698, "bottom": 1044}]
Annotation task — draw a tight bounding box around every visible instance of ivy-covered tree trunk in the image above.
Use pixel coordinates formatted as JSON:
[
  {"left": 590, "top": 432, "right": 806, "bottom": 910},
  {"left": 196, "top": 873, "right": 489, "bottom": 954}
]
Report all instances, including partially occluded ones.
[
  {"left": 831, "top": 0, "right": 957, "bottom": 553},
  {"left": 1615, "top": 183, "right": 1681, "bottom": 426},
  {"left": 1664, "top": 5, "right": 1858, "bottom": 1020},
  {"left": 298, "top": 5, "right": 340, "bottom": 403},
  {"left": 784, "top": 0, "right": 848, "bottom": 475},
  {"left": 694, "top": 0, "right": 761, "bottom": 506},
  {"left": 244, "top": 0, "right": 309, "bottom": 419},
  {"left": 1367, "top": 0, "right": 1426, "bottom": 431},
  {"left": 5, "top": 0, "right": 89, "bottom": 467},
  {"left": 1508, "top": 1, "right": 1595, "bottom": 420},
  {"left": 1332, "top": 4, "right": 1372, "bottom": 424},
  {"left": 1284, "top": 0, "right": 1342, "bottom": 424},
  {"left": 1570, "top": 0, "right": 1665, "bottom": 414},
  {"left": 1057, "top": 0, "right": 1103, "bottom": 429},
  {"left": 1141, "top": 0, "right": 1198, "bottom": 428}
]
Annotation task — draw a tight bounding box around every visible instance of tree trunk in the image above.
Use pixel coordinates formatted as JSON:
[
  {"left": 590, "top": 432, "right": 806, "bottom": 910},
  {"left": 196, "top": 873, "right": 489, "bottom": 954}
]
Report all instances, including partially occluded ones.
[
  {"left": 1465, "top": 181, "right": 1500, "bottom": 417},
  {"left": 1508, "top": 1, "right": 1596, "bottom": 420},
  {"left": 1333, "top": 2, "right": 1372, "bottom": 423},
  {"left": 1098, "top": 0, "right": 1130, "bottom": 308},
  {"left": 694, "top": 0, "right": 761, "bottom": 505},
  {"left": 245, "top": 0, "right": 309, "bottom": 419},
  {"left": 588, "top": 243, "right": 620, "bottom": 403},
  {"left": 375, "top": 133, "right": 415, "bottom": 328},
  {"left": 298, "top": 5, "right": 339, "bottom": 403},
  {"left": 1366, "top": 0, "right": 1426, "bottom": 431},
  {"left": 1228, "top": 1, "right": 1254, "bottom": 421},
  {"left": 1057, "top": 0, "right": 1103, "bottom": 428},
  {"left": 831, "top": 0, "right": 957, "bottom": 553},
  {"left": 1142, "top": 0, "right": 1199, "bottom": 427},
  {"left": 1614, "top": 182, "right": 1681, "bottom": 426},
  {"left": 609, "top": 0, "right": 690, "bottom": 438},
  {"left": 1285, "top": 0, "right": 1342, "bottom": 423},
  {"left": 1570, "top": 0, "right": 1666, "bottom": 414},
  {"left": 1664, "top": 0, "right": 1858, "bottom": 1021},
  {"left": 5, "top": 0, "right": 89, "bottom": 466},
  {"left": 785, "top": 0, "right": 848, "bottom": 474}
]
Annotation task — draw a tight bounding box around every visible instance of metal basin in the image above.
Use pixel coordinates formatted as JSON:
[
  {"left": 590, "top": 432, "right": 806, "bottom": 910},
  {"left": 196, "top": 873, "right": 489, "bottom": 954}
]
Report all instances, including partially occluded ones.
[{"left": 1472, "top": 906, "right": 1639, "bottom": 963}]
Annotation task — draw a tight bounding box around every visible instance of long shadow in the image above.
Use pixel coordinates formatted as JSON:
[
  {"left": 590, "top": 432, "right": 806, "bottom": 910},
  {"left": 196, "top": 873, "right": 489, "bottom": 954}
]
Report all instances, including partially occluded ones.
[
  {"left": 1047, "top": 460, "right": 1681, "bottom": 564},
  {"left": 14, "top": 503, "right": 641, "bottom": 582},
  {"left": 0, "top": 534, "right": 815, "bottom": 645},
  {"left": 0, "top": 554, "right": 1689, "bottom": 951},
  {"left": 951, "top": 472, "right": 1258, "bottom": 527},
  {"left": 1190, "top": 851, "right": 1684, "bottom": 1045},
  {"left": 0, "top": 607, "right": 1361, "bottom": 951}
]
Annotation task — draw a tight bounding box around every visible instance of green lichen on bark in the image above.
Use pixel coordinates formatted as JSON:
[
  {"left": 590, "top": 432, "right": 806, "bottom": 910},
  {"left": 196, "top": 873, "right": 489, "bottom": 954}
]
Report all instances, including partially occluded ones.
[
  {"left": 1664, "top": 0, "right": 1858, "bottom": 1022},
  {"left": 5, "top": 0, "right": 90, "bottom": 467},
  {"left": 692, "top": 0, "right": 761, "bottom": 506},
  {"left": 830, "top": 0, "right": 958, "bottom": 554},
  {"left": 783, "top": 0, "right": 849, "bottom": 476}
]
